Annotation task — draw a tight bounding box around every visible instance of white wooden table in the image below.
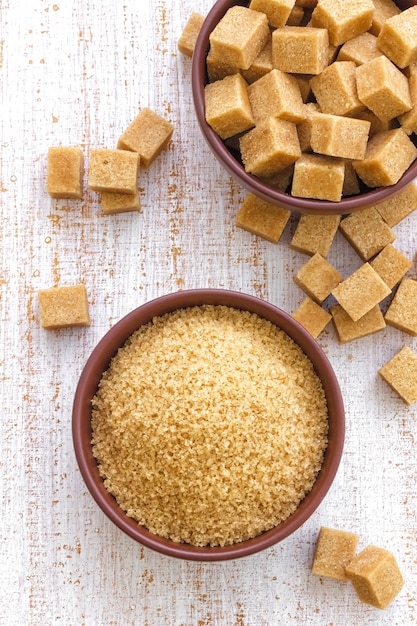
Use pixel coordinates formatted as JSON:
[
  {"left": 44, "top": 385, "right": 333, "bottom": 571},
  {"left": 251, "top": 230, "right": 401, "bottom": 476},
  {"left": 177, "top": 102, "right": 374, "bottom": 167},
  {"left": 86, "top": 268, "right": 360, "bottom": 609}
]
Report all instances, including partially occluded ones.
[{"left": 1, "top": 1, "right": 416, "bottom": 624}]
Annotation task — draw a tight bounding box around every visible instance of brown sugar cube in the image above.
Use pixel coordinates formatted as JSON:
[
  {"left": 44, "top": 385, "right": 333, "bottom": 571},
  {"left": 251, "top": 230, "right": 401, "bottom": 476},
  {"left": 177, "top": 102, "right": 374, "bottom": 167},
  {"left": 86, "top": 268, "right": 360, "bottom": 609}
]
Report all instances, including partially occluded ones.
[
  {"left": 377, "top": 5, "right": 417, "bottom": 69},
  {"left": 293, "top": 298, "right": 332, "bottom": 338},
  {"left": 241, "top": 41, "right": 273, "bottom": 84},
  {"left": 353, "top": 128, "right": 417, "bottom": 188},
  {"left": 375, "top": 182, "right": 417, "bottom": 227},
  {"left": 117, "top": 108, "right": 174, "bottom": 168},
  {"left": 311, "top": 527, "right": 360, "bottom": 580},
  {"left": 296, "top": 103, "right": 320, "bottom": 152},
  {"left": 249, "top": 0, "right": 296, "bottom": 28},
  {"left": 240, "top": 117, "right": 301, "bottom": 177},
  {"left": 38, "top": 284, "right": 90, "bottom": 330},
  {"left": 310, "top": 113, "right": 370, "bottom": 161},
  {"left": 369, "top": 0, "right": 401, "bottom": 36},
  {"left": 247, "top": 69, "right": 306, "bottom": 125},
  {"left": 100, "top": 190, "right": 141, "bottom": 215},
  {"left": 204, "top": 74, "right": 254, "bottom": 140},
  {"left": 236, "top": 193, "right": 290, "bottom": 243},
  {"left": 356, "top": 56, "right": 412, "bottom": 123},
  {"left": 355, "top": 108, "right": 397, "bottom": 139},
  {"left": 294, "top": 253, "right": 343, "bottom": 304},
  {"left": 178, "top": 12, "right": 205, "bottom": 58},
  {"left": 343, "top": 161, "right": 361, "bottom": 197},
  {"left": 379, "top": 346, "right": 417, "bottom": 405},
  {"left": 339, "top": 207, "right": 396, "bottom": 262},
  {"left": 206, "top": 49, "right": 240, "bottom": 83},
  {"left": 385, "top": 277, "right": 417, "bottom": 336},
  {"left": 271, "top": 26, "right": 330, "bottom": 75},
  {"left": 331, "top": 303, "right": 386, "bottom": 343},
  {"left": 331, "top": 263, "right": 391, "bottom": 322},
  {"left": 291, "top": 154, "right": 345, "bottom": 202},
  {"left": 399, "top": 75, "right": 417, "bottom": 136},
  {"left": 337, "top": 32, "right": 383, "bottom": 66},
  {"left": 209, "top": 6, "right": 270, "bottom": 70},
  {"left": 370, "top": 244, "right": 412, "bottom": 289},
  {"left": 345, "top": 545, "right": 404, "bottom": 609},
  {"left": 47, "top": 146, "right": 84, "bottom": 200},
  {"left": 88, "top": 149, "right": 139, "bottom": 194},
  {"left": 310, "top": 62, "right": 364, "bottom": 117},
  {"left": 290, "top": 213, "right": 341, "bottom": 257},
  {"left": 311, "top": 0, "right": 374, "bottom": 47}
]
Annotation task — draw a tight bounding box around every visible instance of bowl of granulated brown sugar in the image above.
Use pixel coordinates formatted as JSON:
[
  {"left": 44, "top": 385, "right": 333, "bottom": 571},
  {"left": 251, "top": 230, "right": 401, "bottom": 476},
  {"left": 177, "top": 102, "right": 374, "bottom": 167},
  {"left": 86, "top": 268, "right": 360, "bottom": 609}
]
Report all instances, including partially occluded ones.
[{"left": 72, "top": 289, "right": 344, "bottom": 560}]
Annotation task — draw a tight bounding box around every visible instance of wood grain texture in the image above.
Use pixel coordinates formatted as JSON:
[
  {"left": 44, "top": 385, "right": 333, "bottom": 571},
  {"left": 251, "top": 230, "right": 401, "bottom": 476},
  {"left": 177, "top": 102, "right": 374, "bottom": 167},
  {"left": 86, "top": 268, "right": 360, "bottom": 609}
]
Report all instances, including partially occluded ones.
[{"left": 0, "top": 1, "right": 416, "bottom": 624}]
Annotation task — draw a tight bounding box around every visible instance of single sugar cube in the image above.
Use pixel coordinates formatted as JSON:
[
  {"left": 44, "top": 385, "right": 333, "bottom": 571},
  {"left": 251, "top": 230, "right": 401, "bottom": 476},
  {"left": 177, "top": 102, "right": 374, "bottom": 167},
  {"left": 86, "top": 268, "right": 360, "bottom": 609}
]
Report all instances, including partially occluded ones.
[
  {"left": 310, "top": 61, "right": 364, "bottom": 117},
  {"left": 47, "top": 146, "right": 84, "bottom": 199},
  {"left": 206, "top": 49, "right": 240, "bottom": 83},
  {"left": 117, "top": 108, "right": 174, "bottom": 168},
  {"left": 38, "top": 284, "right": 90, "bottom": 330},
  {"left": 370, "top": 244, "right": 412, "bottom": 289},
  {"left": 291, "top": 154, "right": 345, "bottom": 202},
  {"left": 369, "top": 0, "right": 401, "bottom": 36},
  {"left": 205, "top": 73, "right": 254, "bottom": 140},
  {"left": 100, "top": 190, "right": 141, "bottom": 215},
  {"left": 290, "top": 213, "right": 341, "bottom": 257},
  {"left": 209, "top": 6, "right": 270, "bottom": 70},
  {"left": 345, "top": 545, "right": 404, "bottom": 609},
  {"left": 247, "top": 69, "right": 306, "bottom": 124},
  {"left": 249, "top": 0, "right": 296, "bottom": 28},
  {"left": 339, "top": 207, "right": 396, "bottom": 262},
  {"left": 310, "top": 113, "right": 370, "bottom": 161},
  {"left": 271, "top": 26, "right": 330, "bottom": 75},
  {"left": 384, "top": 277, "right": 417, "bottom": 336},
  {"left": 377, "top": 5, "right": 417, "bottom": 68},
  {"left": 331, "top": 304, "right": 386, "bottom": 344},
  {"left": 378, "top": 345, "right": 417, "bottom": 405},
  {"left": 241, "top": 41, "right": 273, "bottom": 84},
  {"left": 374, "top": 182, "right": 417, "bottom": 226},
  {"left": 240, "top": 117, "right": 301, "bottom": 177},
  {"left": 294, "top": 253, "right": 343, "bottom": 304},
  {"left": 337, "top": 32, "right": 383, "bottom": 66},
  {"left": 311, "top": 0, "right": 374, "bottom": 47},
  {"left": 311, "top": 527, "right": 360, "bottom": 580},
  {"left": 353, "top": 128, "right": 417, "bottom": 188},
  {"left": 235, "top": 193, "right": 290, "bottom": 243},
  {"left": 356, "top": 56, "right": 412, "bottom": 123},
  {"left": 178, "top": 12, "right": 205, "bottom": 58},
  {"left": 331, "top": 263, "right": 391, "bottom": 322},
  {"left": 399, "top": 74, "right": 417, "bottom": 136},
  {"left": 88, "top": 149, "right": 139, "bottom": 194},
  {"left": 293, "top": 298, "right": 332, "bottom": 339}
]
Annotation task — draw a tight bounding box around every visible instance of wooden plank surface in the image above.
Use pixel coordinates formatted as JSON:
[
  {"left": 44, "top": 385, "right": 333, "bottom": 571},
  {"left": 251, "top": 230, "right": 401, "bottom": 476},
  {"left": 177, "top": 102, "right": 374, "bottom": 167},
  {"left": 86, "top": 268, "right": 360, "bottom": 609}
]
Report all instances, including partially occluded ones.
[{"left": 1, "top": 1, "right": 416, "bottom": 624}]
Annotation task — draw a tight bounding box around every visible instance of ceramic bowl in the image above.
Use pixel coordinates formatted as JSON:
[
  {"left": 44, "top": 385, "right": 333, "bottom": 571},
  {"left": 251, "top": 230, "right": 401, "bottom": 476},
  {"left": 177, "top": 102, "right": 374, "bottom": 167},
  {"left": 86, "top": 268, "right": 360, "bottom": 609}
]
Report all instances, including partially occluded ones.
[
  {"left": 72, "top": 289, "right": 345, "bottom": 561},
  {"left": 191, "top": 0, "right": 417, "bottom": 215}
]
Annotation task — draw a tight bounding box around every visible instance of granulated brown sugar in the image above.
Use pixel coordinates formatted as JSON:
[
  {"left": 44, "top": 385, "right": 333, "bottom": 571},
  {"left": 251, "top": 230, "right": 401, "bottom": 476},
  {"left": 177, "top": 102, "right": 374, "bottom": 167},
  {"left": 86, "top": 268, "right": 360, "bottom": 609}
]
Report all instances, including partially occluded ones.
[{"left": 91, "top": 305, "right": 328, "bottom": 547}]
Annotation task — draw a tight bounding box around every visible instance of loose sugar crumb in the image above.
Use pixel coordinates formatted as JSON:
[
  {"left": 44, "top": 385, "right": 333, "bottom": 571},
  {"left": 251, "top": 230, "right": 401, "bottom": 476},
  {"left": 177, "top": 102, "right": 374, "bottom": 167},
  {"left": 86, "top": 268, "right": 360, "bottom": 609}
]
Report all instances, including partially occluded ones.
[{"left": 91, "top": 305, "right": 328, "bottom": 547}]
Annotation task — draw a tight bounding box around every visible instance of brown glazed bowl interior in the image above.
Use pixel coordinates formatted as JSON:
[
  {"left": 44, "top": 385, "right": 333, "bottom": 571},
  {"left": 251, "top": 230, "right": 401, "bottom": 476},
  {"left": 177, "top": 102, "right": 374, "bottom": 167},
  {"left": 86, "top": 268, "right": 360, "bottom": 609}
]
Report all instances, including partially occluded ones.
[
  {"left": 72, "top": 289, "right": 345, "bottom": 561},
  {"left": 191, "top": 0, "right": 417, "bottom": 215}
]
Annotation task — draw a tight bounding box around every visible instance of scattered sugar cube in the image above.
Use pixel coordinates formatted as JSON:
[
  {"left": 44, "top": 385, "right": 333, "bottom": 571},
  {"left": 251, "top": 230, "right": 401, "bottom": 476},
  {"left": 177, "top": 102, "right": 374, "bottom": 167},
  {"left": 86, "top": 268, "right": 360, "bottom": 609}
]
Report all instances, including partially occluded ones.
[
  {"left": 290, "top": 213, "right": 341, "bottom": 257},
  {"left": 339, "top": 207, "right": 396, "bottom": 262},
  {"left": 100, "top": 190, "right": 141, "bottom": 215},
  {"left": 178, "top": 12, "right": 205, "bottom": 58},
  {"left": 374, "top": 182, "right": 417, "bottom": 227},
  {"left": 378, "top": 345, "right": 417, "bottom": 405},
  {"left": 117, "top": 108, "right": 174, "bottom": 168},
  {"left": 331, "top": 263, "right": 391, "bottom": 322},
  {"left": 294, "top": 253, "right": 343, "bottom": 304},
  {"left": 384, "top": 277, "right": 417, "bottom": 336},
  {"left": 236, "top": 193, "right": 290, "bottom": 243},
  {"left": 312, "top": 527, "right": 360, "bottom": 580},
  {"left": 47, "top": 146, "right": 84, "bottom": 200},
  {"left": 345, "top": 545, "right": 404, "bottom": 609},
  {"left": 370, "top": 244, "right": 412, "bottom": 289},
  {"left": 293, "top": 298, "right": 332, "bottom": 339},
  {"left": 88, "top": 149, "right": 139, "bottom": 194},
  {"left": 38, "top": 284, "right": 90, "bottom": 330},
  {"left": 331, "top": 304, "right": 386, "bottom": 344}
]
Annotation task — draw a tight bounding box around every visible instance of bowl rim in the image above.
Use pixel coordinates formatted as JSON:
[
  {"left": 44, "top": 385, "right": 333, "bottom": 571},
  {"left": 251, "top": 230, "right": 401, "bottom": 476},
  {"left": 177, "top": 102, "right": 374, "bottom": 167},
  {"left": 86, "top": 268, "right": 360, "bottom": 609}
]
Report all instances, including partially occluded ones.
[
  {"left": 191, "top": 0, "right": 417, "bottom": 215},
  {"left": 72, "top": 289, "right": 345, "bottom": 561}
]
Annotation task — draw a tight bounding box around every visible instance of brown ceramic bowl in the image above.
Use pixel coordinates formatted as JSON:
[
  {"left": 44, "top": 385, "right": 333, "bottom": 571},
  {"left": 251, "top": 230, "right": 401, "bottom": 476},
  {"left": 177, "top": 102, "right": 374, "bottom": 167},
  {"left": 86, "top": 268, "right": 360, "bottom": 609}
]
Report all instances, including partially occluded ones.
[
  {"left": 192, "top": 0, "right": 417, "bottom": 215},
  {"left": 72, "top": 289, "right": 344, "bottom": 561}
]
